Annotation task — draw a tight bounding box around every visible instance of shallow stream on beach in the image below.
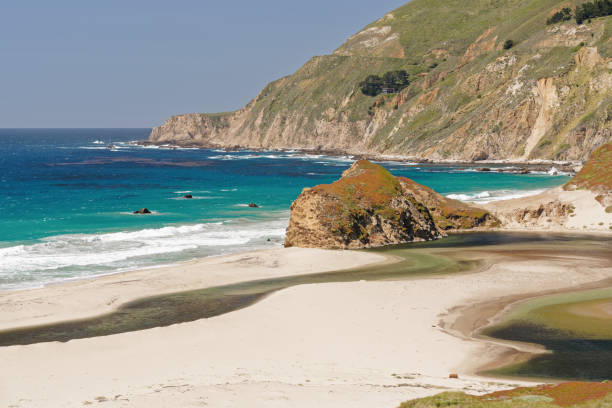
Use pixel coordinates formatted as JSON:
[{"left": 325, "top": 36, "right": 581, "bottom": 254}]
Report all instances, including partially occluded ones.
[
  {"left": 1, "top": 232, "right": 611, "bottom": 382},
  {"left": 483, "top": 287, "right": 612, "bottom": 381}
]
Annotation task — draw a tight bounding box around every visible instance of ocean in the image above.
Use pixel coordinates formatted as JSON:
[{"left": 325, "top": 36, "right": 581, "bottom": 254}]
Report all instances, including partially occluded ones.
[{"left": 0, "top": 129, "right": 570, "bottom": 290}]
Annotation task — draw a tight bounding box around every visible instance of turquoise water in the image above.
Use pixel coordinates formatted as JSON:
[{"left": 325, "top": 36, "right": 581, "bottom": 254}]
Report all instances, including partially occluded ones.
[{"left": 0, "top": 129, "right": 570, "bottom": 290}]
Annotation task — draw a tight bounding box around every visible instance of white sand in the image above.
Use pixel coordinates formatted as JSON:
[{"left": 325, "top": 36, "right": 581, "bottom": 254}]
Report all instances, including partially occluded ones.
[
  {"left": 1, "top": 244, "right": 611, "bottom": 407},
  {"left": 484, "top": 187, "right": 612, "bottom": 233},
  {"left": 0, "top": 247, "right": 386, "bottom": 330}
]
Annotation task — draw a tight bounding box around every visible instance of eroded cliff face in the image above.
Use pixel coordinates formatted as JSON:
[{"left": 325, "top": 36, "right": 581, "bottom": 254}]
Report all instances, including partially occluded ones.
[
  {"left": 150, "top": 1, "right": 612, "bottom": 161},
  {"left": 284, "top": 160, "right": 497, "bottom": 249}
]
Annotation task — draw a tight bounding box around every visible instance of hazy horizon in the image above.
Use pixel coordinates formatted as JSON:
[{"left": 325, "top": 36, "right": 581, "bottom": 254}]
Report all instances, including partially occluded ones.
[{"left": 1, "top": 1, "right": 406, "bottom": 128}]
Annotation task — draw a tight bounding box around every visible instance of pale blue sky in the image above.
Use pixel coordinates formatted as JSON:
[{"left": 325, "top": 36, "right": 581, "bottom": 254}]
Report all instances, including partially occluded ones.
[{"left": 0, "top": 1, "right": 407, "bottom": 128}]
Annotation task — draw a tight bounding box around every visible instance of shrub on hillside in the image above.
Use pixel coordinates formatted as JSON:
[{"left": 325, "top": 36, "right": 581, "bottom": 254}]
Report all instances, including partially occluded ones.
[
  {"left": 547, "top": 7, "right": 572, "bottom": 24},
  {"left": 359, "top": 75, "right": 384, "bottom": 96},
  {"left": 359, "top": 70, "right": 410, "bottom": 96},
  {"left": 575, "top": 0, "right": 612, "bottom": 24}
]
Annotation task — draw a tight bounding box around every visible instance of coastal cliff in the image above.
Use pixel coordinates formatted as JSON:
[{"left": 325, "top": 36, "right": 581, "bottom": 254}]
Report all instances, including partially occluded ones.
[
  {"left": 284, "top": 160, "right": 497, "bottom": 249},
  {"left": 149, "top": 0, "right": 612, "bottom": 162}
]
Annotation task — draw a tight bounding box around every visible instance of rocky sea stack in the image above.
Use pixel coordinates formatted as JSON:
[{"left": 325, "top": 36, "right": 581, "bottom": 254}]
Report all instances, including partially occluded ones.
[{"left": 284, "top": 160, "right": 497, "bottom": 249}]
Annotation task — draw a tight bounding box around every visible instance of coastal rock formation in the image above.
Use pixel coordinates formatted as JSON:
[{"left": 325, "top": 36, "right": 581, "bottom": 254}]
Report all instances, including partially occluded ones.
[
  {"left": 397, "top": 178, "right": 499, "bottom": 230},
  {"left": 133, "top": 208, "right": 151, "bottom": 214},
  {"left": 486, "top": 143, "right": 612, "bottom": 232},
  {"left": 284, "top": 160, "right": 441, "bottom": 249},
  {"left": 149, "top": 1, "right": 611, "bottom": 162},
  {"left": 284, "top": 160, "right": 497, "bottom": 249},
  {"left": 493, "top": 199, "right": 575, "bottom": 229}
]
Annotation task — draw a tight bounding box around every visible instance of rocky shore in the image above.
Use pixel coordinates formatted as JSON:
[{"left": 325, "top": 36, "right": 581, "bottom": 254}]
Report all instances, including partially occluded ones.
[{"left": 136, "top": 140, "right": 583, "bottom": 174}]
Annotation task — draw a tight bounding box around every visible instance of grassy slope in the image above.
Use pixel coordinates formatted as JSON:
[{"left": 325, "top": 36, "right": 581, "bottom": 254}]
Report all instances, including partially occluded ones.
[
  {"left": 243, "top": 56, "right": 412, "bottom": 137},
  {"left": 338, "top": 0, "right": 569, "bottom": 58},
  {"left": 566, "top": 142, "right": 612, "bottom": 192}
]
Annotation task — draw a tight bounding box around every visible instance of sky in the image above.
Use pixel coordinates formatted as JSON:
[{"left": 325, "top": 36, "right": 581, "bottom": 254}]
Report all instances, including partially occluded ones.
[{"left": 0, "top": 0, "right": 407, "bottom": 128}]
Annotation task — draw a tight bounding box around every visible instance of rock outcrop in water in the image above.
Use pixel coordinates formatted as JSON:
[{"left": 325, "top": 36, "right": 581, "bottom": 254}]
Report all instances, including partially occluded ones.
[
  {"left": 284, "top": 160, "right": 497, "bottom": 249},
  {"left": 149, "top": 1, "right": 611, "bottom": 162}
]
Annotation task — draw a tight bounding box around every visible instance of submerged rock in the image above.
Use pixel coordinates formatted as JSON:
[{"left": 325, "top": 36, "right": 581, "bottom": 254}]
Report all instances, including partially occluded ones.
[
  {"left": 248, "top": 203, "right": 259, "bottom": 208},
  {"left": 284, "top": 160, "right": 498, "bottom": 249},
  {"left": 184, "top": 194, "right": 193, "bottom": 199},
  {"left": 133, "top": 208, "right": 151, "bottom": 214}
]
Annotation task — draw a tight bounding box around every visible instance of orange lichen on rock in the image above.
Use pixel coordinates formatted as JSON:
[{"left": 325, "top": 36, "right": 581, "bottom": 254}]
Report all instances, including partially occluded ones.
[{"left": 284, "top": 160, "right": 442, "bottom": 249}]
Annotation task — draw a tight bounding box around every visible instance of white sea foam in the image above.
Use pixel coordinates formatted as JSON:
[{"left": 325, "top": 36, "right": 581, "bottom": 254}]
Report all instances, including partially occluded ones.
[
  {"left": 208, "top": 152, "right": 355, "bottom": 163},
  {"left": 0, "top": 218, "right": 288, "bottom": 290},
  {"left": 446, "top": 189, "right": 546, "bottom": 204}
]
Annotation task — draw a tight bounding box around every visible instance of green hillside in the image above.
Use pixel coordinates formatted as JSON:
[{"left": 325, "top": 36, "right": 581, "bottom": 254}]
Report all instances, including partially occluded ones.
[{"left": 151, "top": 0, "right": 612, "bottom": 162}]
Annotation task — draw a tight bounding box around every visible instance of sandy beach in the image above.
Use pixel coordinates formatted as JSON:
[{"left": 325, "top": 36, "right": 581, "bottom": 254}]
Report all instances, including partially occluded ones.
[
  {"left": 484, "top": 187, "right": 612, "bottom": 233},
  {"left": 1, "top": 238, "right": 611, "bottom": 408}
]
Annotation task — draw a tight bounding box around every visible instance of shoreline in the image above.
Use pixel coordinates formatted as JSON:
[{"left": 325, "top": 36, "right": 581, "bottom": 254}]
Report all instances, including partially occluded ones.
[
  {"left": 136, "top": 140, "right": 583, "bottom": 173},
  {"left": 0, "top": 227, "right": 612, "bottom": 322},
  {"left": 3, "top": 222, "right": 610, "bottom": 297},
  {"left": 1, "top": 233, "right": 611, "bottom": 407},
  {"left": 0, "top": 247, "right": 389, "bottom": 331}
]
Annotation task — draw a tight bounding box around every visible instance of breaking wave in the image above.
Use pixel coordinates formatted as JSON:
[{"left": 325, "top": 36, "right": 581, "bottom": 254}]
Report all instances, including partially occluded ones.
[
  {"left": 446, "top": 189, "right": 546, "bottom": 204},
  {"left": 0, "top": 218, "right": 288, "bottom": 290}
]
